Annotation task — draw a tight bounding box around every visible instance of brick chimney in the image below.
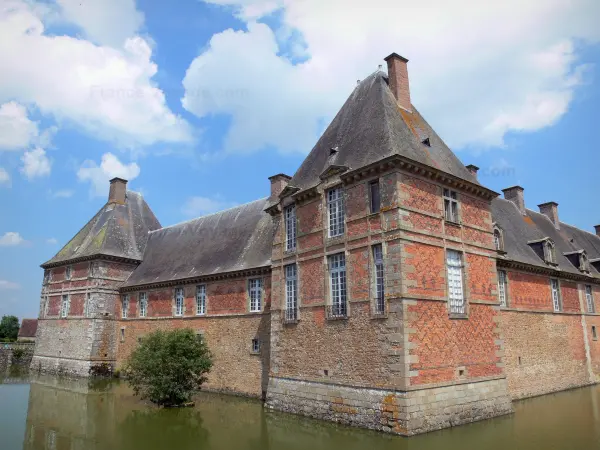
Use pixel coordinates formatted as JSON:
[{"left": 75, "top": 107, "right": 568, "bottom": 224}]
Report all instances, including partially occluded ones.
[
  {"left": 108, "top": 177, "right": 127, "bottom": 204},
  {"left": 538, "top": 202, "right": 560, "bottom": 230},
  {"left": 268, "top": 173, "right": 291, "bottom": 198},
  {"left": 594, "top": 225, "right": 600, "bottom": 237},
  {"left": 466, "top": 164, "right": 479, "bottom": 179},
  {"left": 502, "top": 186, "right": 525, "bottom": 215},
  {"left": 384, "top": 53, "right": 411, "bottom": 112}
]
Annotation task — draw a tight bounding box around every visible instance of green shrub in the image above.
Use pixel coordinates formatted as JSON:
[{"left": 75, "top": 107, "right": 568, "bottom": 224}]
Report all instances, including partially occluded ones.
[
  {"left": 12, "top": 348, "right": 25, "bottom": 360},
  {"left": 124, "top": 329, "right": 213, "bottom": 407}
]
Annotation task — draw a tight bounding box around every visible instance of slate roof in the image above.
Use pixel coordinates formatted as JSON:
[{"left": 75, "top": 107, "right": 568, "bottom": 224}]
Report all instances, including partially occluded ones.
[
  {"left": 18, "top": 319, "right": 38, "bottom": 338},
  {"left": 492, "top": 197, "right": 600, "bottom": 278},
  {"left": 42, "top": 191, "right": 161, "bottom": 268},
  {"left": 123, "top": 198, "right": 275, "bottom": 288},
  {"left": 288, "top": 71, "right": 479, "bottom": 193}
]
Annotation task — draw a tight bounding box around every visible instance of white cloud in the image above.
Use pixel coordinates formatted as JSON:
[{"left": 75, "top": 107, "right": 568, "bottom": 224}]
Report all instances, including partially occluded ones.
[
  {"left": 77, "top": 152, "right": 140, "bottom": 197},
  {"left": 0, "top": 167, "right": 10, "bottom": 186},
  {"left": 181, "top": 196, "right": 237, "bottom": 217},
  {"left": 0, "top": 0, "right": 192, "bottom": 149},
  {"left": 0, "top": 101, "right": 38, "bottom": 150},
  {"left": 20, "top": 147, "right": 51, "bottom": 179},
  {"left": 49, "top": 189, "right": 74, "bottom": 198},
  {"left": 46, "top": 237, "right": 58, "bottom": 245},
  {"left": 189, "top": 0, "right": 600, "bottom": 152},
  {"left": 0, "top": 231, "right": 26, "bottom": 246},
  {"left": 0, "top": 280, "right": 20, "bottom": 290}
]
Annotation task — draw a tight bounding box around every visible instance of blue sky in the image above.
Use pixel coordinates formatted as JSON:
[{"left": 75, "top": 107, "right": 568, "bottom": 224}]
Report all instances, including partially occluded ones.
[{"left": 0, "top": 0, "right": 599, "bottom": 320}]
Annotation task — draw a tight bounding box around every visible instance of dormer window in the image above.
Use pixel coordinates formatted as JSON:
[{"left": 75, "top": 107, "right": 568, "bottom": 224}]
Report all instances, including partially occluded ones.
[
  {"left": 527, "top": 238, "right": 557, "bottom": 266},
  {"left": 564, "top": 250, "right": 590, "bottom": 273},
  {"left": 493, "top": 225, "right": 505, "bottom": 252}
]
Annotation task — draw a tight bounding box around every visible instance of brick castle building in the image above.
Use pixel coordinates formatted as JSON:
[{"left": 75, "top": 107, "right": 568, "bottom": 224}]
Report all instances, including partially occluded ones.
[{"left": 32, "top": 53, "right": 600, "bottom": 435}]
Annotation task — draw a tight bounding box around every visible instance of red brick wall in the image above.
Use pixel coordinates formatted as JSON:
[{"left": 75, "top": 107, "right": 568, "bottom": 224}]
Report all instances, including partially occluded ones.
[
  {"left": 507, "top": 272, "right": 552, "bottom": 311},
  {"left": 466, "top": 253, "right": 496, "bottom": 302},
  {"left": 561, "top": 282, "right": 581, "bottom": 313},
  {"left": 404, "top": 243, "right": 445, "bottom": 298},
  {"left": 299, "top": 258, "right": 324, "bottom": 305},
  {"left": 588, "top": 316, "right": 600, "bottom": 380}
]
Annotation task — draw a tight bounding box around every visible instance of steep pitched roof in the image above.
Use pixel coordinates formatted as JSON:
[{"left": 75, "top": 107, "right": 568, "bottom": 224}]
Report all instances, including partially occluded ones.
[
  {"left": 18, "top": 319, "right": 38, "bottom": 338},
  {"left": 288, "top": 71, "right": 478, "bottom": 193},
  {"left": 42, "top": 191, "right": 161, "bottom": 268},
  {"left": 492, "top": 197, "right": 600, "bottom": 278},
  {"left": 122, "top": 198, "right": 274, "bottom": 288}
]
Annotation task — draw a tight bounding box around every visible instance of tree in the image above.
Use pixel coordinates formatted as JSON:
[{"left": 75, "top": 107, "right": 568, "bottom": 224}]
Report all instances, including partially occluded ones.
[
  {"left": 0, "top": 315, "right": 19, "bottom": 341},
  {"left": 124, "top": 329, "right": 213, "bottom": 406}
]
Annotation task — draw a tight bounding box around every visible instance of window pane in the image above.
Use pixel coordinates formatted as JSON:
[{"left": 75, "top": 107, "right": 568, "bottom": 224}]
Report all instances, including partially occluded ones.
[
  {"left": 285, "top": 205, "right": 296, "bottom": 251},
  {"left": 370, "top": 181, "right": 381, "bottom": 213},
  {"left": 447, "top": 250, "right": 465, "bottom": 314},
  {"left": 498, "top": 271, "right": 507, "bottom": 307},
  {"left": 328, "top": 188, "right": 345, "bottom": 237},
  {"left": 285, "top": 264, "right": 298, "bottom": 321},
  {"left": 373, "top": 244, "right": 385, "bottom": 314}
]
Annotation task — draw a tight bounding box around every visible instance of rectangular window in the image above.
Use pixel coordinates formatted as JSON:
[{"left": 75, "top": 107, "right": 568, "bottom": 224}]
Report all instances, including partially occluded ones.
[
  {"left": 139, "top": 292, "right": 147, "bottom": 318},
  {"left": 249, "top": 278, "right": 263, "bottom": 312},
  {"left": 328, "top": 253, "right": 347, "bottom": 318},
  {"left": 550, "top": 279, "right": 561, "bottom": 312},
  {"left": 585, "top": 285, "right": 595, "bottom": 313},
  {"left": 447, "top": 250, "right": 465, "bottom": 315},
  {"left": 84, "top": 293, "right": 90, "bottom": 317},
  {"left": 121, "top": 294, "right": 129, "bottom": 319},
  {"left": 43, "top": 296, "right": 49, "bottom": 318},
  {"left": 285, "top": 264, "right": 298, "bottom": 322},
  {"left": 120, "top": 328, "right": 125, "bottom": 342},
  {"left": 65, "top": 265, "right": 72, "bottom": 281},
  {"left": 592, "top": 326, "right": 597, "bottom": 340},
  {"left": 327, "top": 187, "right": 345, "bottom": 237},
  {"left": 369, "top": 180, "right": 381, "bottom": 213},
  {"left": 61, "top": 294, "right": 69, "bottom": 318},
  {"left": 373, "top": 244, "right": 385, "bottom": 314},
  {"left": 285, "top": 205, "right": 297, "bottom": 251},
  {"left": 443, "top": 188, "right": 459, "bottom": 223},
  {"left": 498, "top": 270, "right": 508, "bottom": 307},
  {"left": 175, "top": 288, "right": 184, "bottom": 316},
  {"left": 196, "top": 285, "right": 206, "bottom": 315},
  {"left": 251, "top": 338, "right": 260, "bottom": 354}
]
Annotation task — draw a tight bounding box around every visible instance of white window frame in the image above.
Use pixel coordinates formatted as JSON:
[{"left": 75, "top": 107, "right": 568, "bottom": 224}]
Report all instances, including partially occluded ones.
[
  {"left": 196, "top": 285, "right": 206, "bottom": 316},
  {"left": 285, "top": 205, "right": 297, "bottom": 251},
  {"left": 139, "top": 292, "right": 148, "bottom": 318},
  {"left": 498, "top": 270, "right": 508, "bottom": 307},
  {"left": 327, "top": 187, "right": 345, "bottom": 238},
  {"left": 175, "top": 288, "right": 184, "bottom": 316},
  {"left": 249, "top": 278, "right": 263, "bottom": 312},
  {"left": 65, "top": 265, "right": 72, "bottom": 281},
  {"left": 585, "top": 285, "right": 595, "bottom": 313},
  {"left": 285, "top": 264, "right": 298, "bottom": 322},
  {"left": 61, "top": 294, "right": 70, "bottom": 318},
  {"left": 121, "top": 294, "right": 129, "bottom": 319},
  {"left": 550, "top": 279, "right": 561, "bottom": 312},
  {"left": 369, "top": 179, "right": 381, "bottom": 214},
  {"left": 443, "top": 188, "right": 459, "bottom": 223},
  {"left": 251, "top": 338, "right": 260, "bottom": 354},
  {"left": 446, "top": 250, "right": 466, "bottom": 315},
  {"left": 373, "top": 244, "right": 385, "bottom": 314},
  {"left": 328, "top": 253, "right": 347, "bottom": 317}
]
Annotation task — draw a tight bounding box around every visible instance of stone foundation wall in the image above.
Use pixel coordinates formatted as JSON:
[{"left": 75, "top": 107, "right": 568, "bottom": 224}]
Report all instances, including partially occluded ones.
[{"left": 265, "top": 376, "right": 512, "bottom": 435}]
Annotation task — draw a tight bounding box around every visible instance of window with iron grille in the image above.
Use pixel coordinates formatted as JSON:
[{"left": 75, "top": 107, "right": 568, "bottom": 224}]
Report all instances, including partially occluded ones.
[
  {"left": 139, "top": 292, "right": 147, "bottom": 318},
  {"left": 369, "top": 180, "right": 381, "bottom": 213},
  {"left": 443, "top": 188, "right": 459, "bottom": 222},
  {"left": 121, "top": 294, "right": 129, "bottom": 318},
  {"left": 446, "top": 250, "right": 465, "bottom": 314},
  {"left": 498, "top": 270, "right": 508, "bottom": 307},
  {"left": 196, "top": 285, "right": 206, "bottom": 315},
  {"left": 65, "top": 265, "right": 72, "bottom": 280},
  {"left": 251, "top": 338, "right": 260, "bottom": 353},
  {"left": 585, "top": 285, "right": 595, "bottom": 313},
  {"left": 550, "top": 279, "right": 561, "bottom": 312},
  {"left": 61, "top": 294, "right": 70, "bottom": 318},
  {"left": 328, "top": 253, "right": 347, "bottom": 317},
  {"left": 373, "top": 244, "right": 385, "bottom": 314},
  {"left": 285, "top": 205, "right": 296, "bottom": 251},
  {"left": 249, "top": 278, "right": 263, "bottom": 312},
  {"left": 327, "top": 187, "right": 345, "bottom": 237},
  {"left": 284, "top": 264, "right": 298, "bottom": 322},
  {"left": 175, "top": 288, "right": 184, "bottom": 316}
]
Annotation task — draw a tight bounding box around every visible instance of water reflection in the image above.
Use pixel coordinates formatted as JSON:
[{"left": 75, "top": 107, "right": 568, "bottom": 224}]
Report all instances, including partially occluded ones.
[{"left": 14, "top": 375, "right": 600, "bottom": 450}]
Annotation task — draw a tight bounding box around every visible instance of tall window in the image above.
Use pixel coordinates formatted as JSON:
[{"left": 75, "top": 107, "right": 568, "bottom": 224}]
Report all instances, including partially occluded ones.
[
  {"left": 285, "top": 264, "right": 298, "bottom": 322},
  {"left": 65, "top": 265, "right": 72, "bottom": 280},
  {"left": 544, "top": 240, "right": 556, "bottom": 264},
  {"left": 585, "top": 285, "right": 595, "bottom": 313},
  {"left": 327, "top": 187, "right": 345, "bottom": 237},
  {"left": 285, "top": 205, "right": 296, "bottom": 251},
  {"left": 196, "top": 285, "right": 206, "bottom": 315},
  {"left": 249, "top": 279, "right": 263, "bottom": 312},
  {"left": 121, "top": 294, "right": 129, "bottom": 318},
  {"left": 90, "top": 261, "right": 98, "bottom": 278},
  {"left": 550, "top": 279, "right": 561, "bottom": 312},
  {"left": 443, "top": 188, "right": 459, "bottom": 222},
  {"left": 373, "top": 244, "right": 385, "bottom": 314},
  {"left": 61, "top": 294, "right": 69, "bottom": 318},
  {"left": 446, "top": 250, "right": 465, "bottom": 314},
  {"left": 175, "top": 288, "right": 184, "bottom": 316},
  {"left": 84, "top": 293, "right": 90, "bottom": 317},
  {"left": 139, "top": 292, "right": 148, "bottom": 318},
  {"left": 369, "top": 179, "right": 381, "bottom": 213},
  {"left": 493, "top": 228, "right": 504, "bottom": 251},
  {"left": 328, "top": 253, "right": 347, "bottom": 318},
  {"left": 497, "top": 270, "right": 508, "bottom": 307}
]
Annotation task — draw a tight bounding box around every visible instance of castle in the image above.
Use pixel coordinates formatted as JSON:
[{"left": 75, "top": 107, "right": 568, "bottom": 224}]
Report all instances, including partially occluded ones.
[{"left": 32, "top": 53, "right": 600, "bottom": 435}]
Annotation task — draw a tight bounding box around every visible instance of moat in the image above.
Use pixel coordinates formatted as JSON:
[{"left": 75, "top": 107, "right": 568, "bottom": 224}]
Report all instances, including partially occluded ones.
[{"left": 1, "top": 374, "right": 599, "bottom": 450}]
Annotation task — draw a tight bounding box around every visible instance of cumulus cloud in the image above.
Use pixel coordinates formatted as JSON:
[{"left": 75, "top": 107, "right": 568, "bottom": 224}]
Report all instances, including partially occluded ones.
[
  {"left": 187, "top": 0, "right": 600, "bottom": 152},
  {"left": 46, "top": 237, "right": 58, "bottom": 245},
  {"left": 77, "top": 152, "right": 140, "bottom": 197},
  {"left": 0, "top": 231, "right": 26, "bottom": 246},
  {"left": 0, "top": 167, "right": 10, "bottom": 186},
  {"left": 20, "top": 147, "right": 51, "bottom": 179},
  {"left": 0, "top": 0, "right": 192, "bottom": 149},
  {"left": 0, "top": 280, "right": 20, "bottom": 290},
  {"left": 181, "top": 196, "right": 237, "bottom": 217},
  {"left": 0, "top": 101, "right": 39, "bottom": 150}
]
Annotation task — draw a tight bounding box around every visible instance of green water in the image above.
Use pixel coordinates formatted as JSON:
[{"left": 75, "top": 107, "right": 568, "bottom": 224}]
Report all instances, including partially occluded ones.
[{"left": 1, "top": 374, "right": 599, "bottom": 450}]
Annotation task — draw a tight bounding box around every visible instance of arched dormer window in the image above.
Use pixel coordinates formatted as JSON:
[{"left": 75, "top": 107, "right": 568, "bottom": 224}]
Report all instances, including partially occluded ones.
[
  {"left": 544, "top": 239, "right": 556, "bottom": 265},
  {"left": 493, "top": 225, "right": 505, "bottom": 252}
]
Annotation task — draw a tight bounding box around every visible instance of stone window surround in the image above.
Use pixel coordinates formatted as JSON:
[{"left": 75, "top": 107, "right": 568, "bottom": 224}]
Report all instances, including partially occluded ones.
[
  {"left": 371, "top": 243, "right": 386, "bottom": 316},
  {"left": 284, "top": 263, "right": 298, "bottom": 323},
  {"left": 445, "top": 247, "right": 468, "bottom": 318},
  {"left": 284, "top": 204, "right": 297, "bottom": 252},
  {"left": 196, "top": 284, "right": 207, "bottom": 316},
  {"left": 493, "top": 224, "right": 506, "bottom": 253},
  {"left": 443, "top": 187, "right": 460, "bottom": 224},
  {"left": 251, "top": 338, "right": 260, "bottom": 354},
  {"left": 139, "top": 292, "right": 148, "bottom": 318},
  {"left": 550, "top": 278, "right": 562, "bottom": 312},
  {"left": 326, "top": 185, "right": 345, "bottom": 238},
  {"left": 60, "top": 294, "right": 70, "bottom": 318},
  {"left": 248, "top": 277, "right": 264, "bottom": 313},
  {"left": 497, "top": 269, "right": 508, "bottom": 308},
  {"left": 326, "top": 252, "right": 348, "bottom": 319}
]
